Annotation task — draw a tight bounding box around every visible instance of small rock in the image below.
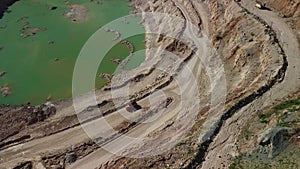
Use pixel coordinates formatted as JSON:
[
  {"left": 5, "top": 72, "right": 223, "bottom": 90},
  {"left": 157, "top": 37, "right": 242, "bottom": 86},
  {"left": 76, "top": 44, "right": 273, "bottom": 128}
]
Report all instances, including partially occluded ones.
[
  {"left": 65, "top": 152, "right": 77, "bottom": 164},
  {"left": 46, "top": 95, "right": 52, "bottom": 101},
  {"left": 1, "top": 84, "right": 11, "bottom": 97},
  {"left": 48, "top": 40, "right": 55, "bottom": 44},
  {"left": 54, "top": 58, "right": 60, "bottom": 62},
  {"left": 0, "top": 71, "right": 6, "bottom": 77},
  {"left": 111, "top": 58, "right": 121, "bottom": 64},
  {"left": 0, "top": 25, "right": 7, "bottom": 29},
  {"left": 99, "top": 73, "right": 112, "bottom": 81},
  {"left": 49, "top": 6, "right": 58, "bottom": 10}
]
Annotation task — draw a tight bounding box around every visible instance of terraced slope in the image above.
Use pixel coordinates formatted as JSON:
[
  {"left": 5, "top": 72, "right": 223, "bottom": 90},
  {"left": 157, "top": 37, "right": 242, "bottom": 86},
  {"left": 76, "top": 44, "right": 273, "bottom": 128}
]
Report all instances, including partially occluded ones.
[{"left": 0, "top": 0, "right": 299, "bottom": 169}]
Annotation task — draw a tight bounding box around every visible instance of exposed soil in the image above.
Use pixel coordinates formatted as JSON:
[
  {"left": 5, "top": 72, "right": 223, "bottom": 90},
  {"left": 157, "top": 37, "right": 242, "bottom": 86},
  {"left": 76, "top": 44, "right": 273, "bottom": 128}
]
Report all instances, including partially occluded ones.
[{"left": 0, "top": 0, "right": 299, "bottom": 168}]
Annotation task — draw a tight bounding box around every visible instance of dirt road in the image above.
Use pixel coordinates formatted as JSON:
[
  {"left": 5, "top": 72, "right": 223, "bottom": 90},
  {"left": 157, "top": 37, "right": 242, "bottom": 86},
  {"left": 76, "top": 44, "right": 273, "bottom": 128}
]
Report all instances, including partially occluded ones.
[
  {"left": 1, "top": 0, "right": 298, "bottom": 168},
  {"left": 0, "top": 38, "right": 204, "bottom": 169},
  {"left": 200, "top": 0, "right": 300, "bottom": 168}
]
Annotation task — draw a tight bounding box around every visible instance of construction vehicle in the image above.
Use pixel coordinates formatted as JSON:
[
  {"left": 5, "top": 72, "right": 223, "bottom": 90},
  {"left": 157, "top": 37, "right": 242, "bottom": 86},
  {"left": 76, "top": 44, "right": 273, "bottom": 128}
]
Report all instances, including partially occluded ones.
[
  {"left": 125, "top": 101, "right": 142, "bottom": 112},
  {"left": 255, "top": 1, "right": 269, "bottom": 10}
]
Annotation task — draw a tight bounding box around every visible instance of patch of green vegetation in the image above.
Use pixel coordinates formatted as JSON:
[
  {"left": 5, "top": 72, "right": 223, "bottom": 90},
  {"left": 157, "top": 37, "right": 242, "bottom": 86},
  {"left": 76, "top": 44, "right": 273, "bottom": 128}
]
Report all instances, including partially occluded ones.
[
  {"left": 277, "top": 121, "right": 298, "bottom": 127},
  {"left": 229, "top": 164, "right": 237, "bottom": 169},
  {"left": 188, "top": 149, "right": 194, "bottom": 155},
  {"left": 176, "top": 141, "right": 186, "bottom": 146},
  {"left": 258, "top": 97, "right": 300, "bottom": 123},
  {"left": 287, "top": 105, "right": 300, "bottom": 112},
  {"left": 232, "top": 97, "right": 300, "bottom": 169},
  {"left": 241, "top": 125, "right": 251, "bottom": 140},
  {"left": 273, "top": 98, "right": 300, "bottom": 111},
  {"left": 276, "top": 156, "right": 298, "bottom": 169},
  {"left": 230, "top": 150, "right": 299, "bottom": 169},
  {"left": 260, "top": 119, "right": 270, "bottom": 124}
]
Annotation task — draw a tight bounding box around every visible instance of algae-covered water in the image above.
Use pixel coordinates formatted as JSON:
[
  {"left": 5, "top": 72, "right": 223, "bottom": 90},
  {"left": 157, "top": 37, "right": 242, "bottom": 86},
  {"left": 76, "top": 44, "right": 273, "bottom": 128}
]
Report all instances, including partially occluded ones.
[{"left": 0, "top": 0, "right": 145, "bottom": 105}]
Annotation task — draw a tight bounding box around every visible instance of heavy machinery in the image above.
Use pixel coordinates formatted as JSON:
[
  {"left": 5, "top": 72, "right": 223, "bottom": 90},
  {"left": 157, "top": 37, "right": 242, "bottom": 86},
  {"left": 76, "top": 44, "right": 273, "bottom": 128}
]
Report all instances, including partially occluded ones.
[{"left": 125, "top": 101, "right": 142, "bottom": 112}]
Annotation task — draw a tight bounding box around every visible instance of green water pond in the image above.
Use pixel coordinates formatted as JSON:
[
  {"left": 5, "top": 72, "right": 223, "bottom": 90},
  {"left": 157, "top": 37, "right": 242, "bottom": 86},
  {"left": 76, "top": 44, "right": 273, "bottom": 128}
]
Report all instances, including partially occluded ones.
[{"left": 0, "top": 0, "right": 145, "bottom": 105}]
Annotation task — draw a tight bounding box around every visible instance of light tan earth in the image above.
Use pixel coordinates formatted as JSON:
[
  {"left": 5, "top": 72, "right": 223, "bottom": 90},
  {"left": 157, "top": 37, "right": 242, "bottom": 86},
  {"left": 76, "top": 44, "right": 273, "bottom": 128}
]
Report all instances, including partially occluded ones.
[
  {"left": 0, "top": 0, "right": 300, "bottom": 169},
  {"left": 201, "top": 0, "right": 300, "bottom": 168}
]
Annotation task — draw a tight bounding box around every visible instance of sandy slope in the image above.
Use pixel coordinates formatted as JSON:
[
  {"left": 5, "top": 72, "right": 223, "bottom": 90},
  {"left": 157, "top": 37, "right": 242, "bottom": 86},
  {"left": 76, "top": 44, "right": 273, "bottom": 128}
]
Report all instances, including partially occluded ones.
[
  {"left": 201, "top": 0, "right": 300, "bottom": 168},
  {"left": 0, "top": 0, "right": 299, "bottom": 168}
]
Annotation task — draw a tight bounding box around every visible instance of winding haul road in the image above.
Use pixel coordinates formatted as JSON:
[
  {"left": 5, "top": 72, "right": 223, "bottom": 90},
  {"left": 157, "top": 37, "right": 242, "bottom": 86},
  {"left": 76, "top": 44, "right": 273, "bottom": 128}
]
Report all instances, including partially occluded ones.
[
  {"left": 0, "top": 82, "right": 183, "bottom": 169},
  {"left": 0, "top": 29, "right": 204, "bottom": 169},
  {"left": 0, "top": 0, "right": 299, "bottom": 169},
  {"left": 199, "top": 0, "right": 300, "bottom": 168}
]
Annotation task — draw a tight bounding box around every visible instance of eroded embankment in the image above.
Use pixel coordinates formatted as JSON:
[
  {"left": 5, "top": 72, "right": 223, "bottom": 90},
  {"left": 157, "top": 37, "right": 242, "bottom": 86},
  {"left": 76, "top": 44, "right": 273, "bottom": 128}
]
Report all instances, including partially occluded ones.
[
  {"left": 0, "top": 0, "right": 294, "bottom": 168},
  {"left": 186, "top": 1, "right": 289, "bottom": 168},
  {"left": 186, "top": 0, "right": 288, "bottom": 168},
  {"left": 97, "top": 0, "right": 288, "bottom": 168}
]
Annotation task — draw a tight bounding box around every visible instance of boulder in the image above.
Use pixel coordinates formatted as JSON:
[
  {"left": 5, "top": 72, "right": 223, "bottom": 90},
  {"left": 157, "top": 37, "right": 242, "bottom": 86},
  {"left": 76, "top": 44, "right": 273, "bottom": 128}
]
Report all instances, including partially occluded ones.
[
  {"left": 1, "top": 84, "right": 11, "bottom": 96},
  {"left": 49, "top": 6, "right": 57, "bottom": 10},
  {"left": 65, "top": 152, "right": 77, "bottom": 164},
  {"left": 0, "top": 71, "right": 6, "bottom": 77}
]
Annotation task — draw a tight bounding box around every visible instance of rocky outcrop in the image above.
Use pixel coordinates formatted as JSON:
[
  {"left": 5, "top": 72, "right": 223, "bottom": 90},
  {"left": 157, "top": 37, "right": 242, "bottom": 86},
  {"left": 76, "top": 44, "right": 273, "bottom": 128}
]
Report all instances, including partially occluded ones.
[
  {"left": 0, "top": 71, "right": 6, "bottom": 77},
  {"left": 65, "top": 152, "right": 78, "bottom": 164},
  {"left": 19, "top": 22, "right": 47, "bottom": 38},
  {"left": 64, "top": 4, "right": 88, "bottom": 23},
  {"left": 1, "top": 84, "right": 11, "bottom": 96},
  {"left": 99, "top": 73, "right": 112, "bottom": 81},
  {"left": 0, "top": 102, "right": 56, "bottom": 143},
  {"left": 111, "top": 58, "right": 121, "bottom": 64},
  {"left": 104, "top": 28, "right": 121, "bottom": 41}
]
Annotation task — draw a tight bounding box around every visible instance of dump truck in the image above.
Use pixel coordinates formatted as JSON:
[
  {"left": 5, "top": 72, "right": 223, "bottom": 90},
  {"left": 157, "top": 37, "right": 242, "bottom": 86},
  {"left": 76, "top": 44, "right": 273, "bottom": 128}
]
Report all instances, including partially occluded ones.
[{"left": 125, "top": 101, "right": 142, "bottom": 112}]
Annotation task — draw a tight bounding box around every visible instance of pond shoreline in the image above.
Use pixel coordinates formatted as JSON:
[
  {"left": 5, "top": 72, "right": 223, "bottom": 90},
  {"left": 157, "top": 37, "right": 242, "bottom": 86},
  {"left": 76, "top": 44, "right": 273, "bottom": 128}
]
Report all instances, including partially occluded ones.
[
  {"left": 0, "top": 0, "right": 19, "bottom": 19},
  {"left": 0, "top": 0, "right": 147, "bottom": 147},
  {"left": 0, "top": 0, "right": 143, "bottom": 105}
]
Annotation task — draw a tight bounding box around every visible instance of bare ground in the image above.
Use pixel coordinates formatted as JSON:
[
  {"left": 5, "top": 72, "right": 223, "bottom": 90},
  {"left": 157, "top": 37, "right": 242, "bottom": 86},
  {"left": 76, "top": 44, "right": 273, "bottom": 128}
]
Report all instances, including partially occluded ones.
[{"left": 0, "top": 0, "right": 300, "bottom": 169}]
